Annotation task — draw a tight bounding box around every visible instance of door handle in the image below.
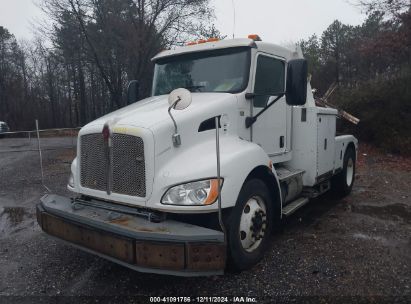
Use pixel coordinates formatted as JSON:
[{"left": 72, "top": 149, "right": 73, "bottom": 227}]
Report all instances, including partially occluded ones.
[{"left": 280, "top": 136, "right": 285, "bottom": 148}]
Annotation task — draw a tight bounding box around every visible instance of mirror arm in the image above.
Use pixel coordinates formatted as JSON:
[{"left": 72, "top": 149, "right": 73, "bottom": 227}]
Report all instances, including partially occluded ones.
[
  {"left": 245, "top": 93, "right": 284, "bottom": 128},
  {"left": 168, "top": 97, "right": 181, "bottom": 134}
]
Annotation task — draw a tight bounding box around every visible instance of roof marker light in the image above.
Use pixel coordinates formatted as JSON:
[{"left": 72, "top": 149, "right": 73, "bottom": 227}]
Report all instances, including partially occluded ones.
[{"left": 248, "top": 34, "right": 262, "bottom": 41}]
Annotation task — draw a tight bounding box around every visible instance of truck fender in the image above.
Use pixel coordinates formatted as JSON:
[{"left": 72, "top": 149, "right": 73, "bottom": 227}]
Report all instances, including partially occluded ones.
[
  {"left": 151, "top": 136, "right": 281, "bottom": 212},
  {"left": 335, "top": 135, "right": 358, "bottom": 171},
  {"left": 241, "top": 165, "right": 283, "bottom": 221},
  {"left": 214, "top": 136, "right": 283, "bottom": 211}
]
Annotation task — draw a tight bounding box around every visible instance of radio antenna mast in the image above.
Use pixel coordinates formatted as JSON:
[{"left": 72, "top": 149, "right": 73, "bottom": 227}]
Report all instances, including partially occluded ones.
[{"left": 232, "top": 0, "right": 236, "bottom": 39}]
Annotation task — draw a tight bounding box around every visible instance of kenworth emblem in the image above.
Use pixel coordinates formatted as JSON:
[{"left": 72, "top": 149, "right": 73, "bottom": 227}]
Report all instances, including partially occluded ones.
[{"left": 102, "top": 123, "right": 110, "bottom": 142}]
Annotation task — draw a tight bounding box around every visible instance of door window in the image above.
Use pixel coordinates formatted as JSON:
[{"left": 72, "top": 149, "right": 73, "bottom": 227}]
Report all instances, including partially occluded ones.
[{"left": 253, "top": 55, "right": 285, "bottom": 107}]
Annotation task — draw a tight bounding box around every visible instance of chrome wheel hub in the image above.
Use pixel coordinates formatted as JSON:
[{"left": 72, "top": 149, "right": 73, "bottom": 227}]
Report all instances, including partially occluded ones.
[{"left": 239, "top": 196, "right": 267, "bottom": 252}]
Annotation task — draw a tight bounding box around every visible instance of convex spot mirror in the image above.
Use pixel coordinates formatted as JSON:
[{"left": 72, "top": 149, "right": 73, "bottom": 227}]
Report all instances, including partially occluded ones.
[
  {"left": 286, "top": 59, "right": 308, "bottom": 106},
  {"left": 127, "top": 80, "right": 140, "bottom": 105},
  {"left": 168, "top": 88, "right": 192, "bottom": 110}
]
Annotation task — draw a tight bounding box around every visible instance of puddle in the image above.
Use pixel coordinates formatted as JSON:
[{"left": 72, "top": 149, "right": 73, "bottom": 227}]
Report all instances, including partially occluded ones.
[
  {"left": 1, "top": 207, "right": 29, "bottom": 225},
  {"left": 352, "top": 232, "right": 410, "bottom": 256},
  {"left": 353, "top": 233, "right": 387, "bottom": 243},
  {"left": 351, "top": 203, "right": 411, "bottom": 224},
  {"left": 352, "top": 186, "right": 369, "bottom": 194},
  {"left": 0, "top": 207, "right": 32, "bottom": 236}
]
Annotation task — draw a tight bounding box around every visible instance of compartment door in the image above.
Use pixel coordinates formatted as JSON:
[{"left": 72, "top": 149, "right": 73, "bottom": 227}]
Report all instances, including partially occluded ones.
[{"left": 317, "top": 114, "right": 336, "bottom": 177}]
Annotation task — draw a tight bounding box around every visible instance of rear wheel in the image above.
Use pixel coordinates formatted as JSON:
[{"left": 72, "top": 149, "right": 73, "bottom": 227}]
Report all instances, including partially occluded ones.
[
  {"left": 332, "top": 146, "right": 356, "bottom": 197},
  {"left": 227, "top": 179, "right": 274, "bottom": 271}
]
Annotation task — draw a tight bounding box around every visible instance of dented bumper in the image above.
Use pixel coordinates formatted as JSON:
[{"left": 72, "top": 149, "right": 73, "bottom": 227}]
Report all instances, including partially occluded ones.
[{"left": 36, "top": 194, "right": 226, "bottom": 276}]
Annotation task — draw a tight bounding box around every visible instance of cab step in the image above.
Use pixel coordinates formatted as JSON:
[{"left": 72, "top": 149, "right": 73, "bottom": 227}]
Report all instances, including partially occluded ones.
[
  {"left": 276, "top": 167, "right": 305, "bottom": 182},
  {"left": 282, "top": 197, "right": 309, "bottom": 217},
  {"left": 302, "top": 181, "right": 331, "bottom": 198}
]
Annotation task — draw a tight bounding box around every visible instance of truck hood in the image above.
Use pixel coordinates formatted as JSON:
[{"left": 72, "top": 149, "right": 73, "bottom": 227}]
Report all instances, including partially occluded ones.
[
  {"left": 83, "top": 93, "right": 237, "bottom": 131},
  {"left": 75, "top": 92, "right": 240, "bottom": 206}
]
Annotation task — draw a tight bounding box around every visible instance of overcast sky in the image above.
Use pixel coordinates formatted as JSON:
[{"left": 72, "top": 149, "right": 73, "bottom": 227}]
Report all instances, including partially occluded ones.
[
  {"left": 0, "top": 0, "right": 366, "bottom": 43},
  {"left": 213, "top": 0, "right": 366, "bottom": 43},
  {"left": 0, "top": 0, "right": 43, "bottom": 40}
]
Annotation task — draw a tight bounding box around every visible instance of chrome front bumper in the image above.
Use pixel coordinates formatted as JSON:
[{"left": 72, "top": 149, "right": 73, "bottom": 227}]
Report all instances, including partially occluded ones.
[{"left": 36, "top": 194, "right": 226, "bottom": 276}]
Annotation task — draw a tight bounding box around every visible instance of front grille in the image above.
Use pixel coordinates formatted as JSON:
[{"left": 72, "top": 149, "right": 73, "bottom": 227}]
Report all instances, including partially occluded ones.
[
  {"left": 80, "top": 134, "right": 108, "bottom": 192},
  {"left": 80, "top": 133, "right": 146, "bottom": 197},
  {"left": 112, "top": 134, "right": 145, "bottom": 196}
]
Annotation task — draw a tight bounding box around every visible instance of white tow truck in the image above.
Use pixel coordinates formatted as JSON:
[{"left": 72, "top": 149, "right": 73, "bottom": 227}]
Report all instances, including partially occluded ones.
[{"left": 37, "top": 35, "right": 358, "bottom": 276}]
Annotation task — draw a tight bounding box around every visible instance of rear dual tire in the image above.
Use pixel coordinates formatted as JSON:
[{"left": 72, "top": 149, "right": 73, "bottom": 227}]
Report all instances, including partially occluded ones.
[{"left": 332, "top": 146, "right": 356, "bottom": 197}]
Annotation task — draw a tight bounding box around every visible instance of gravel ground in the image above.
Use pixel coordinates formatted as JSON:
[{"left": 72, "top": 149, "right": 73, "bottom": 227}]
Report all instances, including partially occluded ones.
[{"left": 0, "top": 137, "right": 410, "bottom": 303}]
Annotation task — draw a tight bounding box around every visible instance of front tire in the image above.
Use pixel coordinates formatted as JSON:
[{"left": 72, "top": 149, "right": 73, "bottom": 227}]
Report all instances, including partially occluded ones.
[
  {"left": 332, "top": 146, "right": 356, "bottom": 197},
  {"left": 227, "top": 179, "right": 274, "bottom": 271}
]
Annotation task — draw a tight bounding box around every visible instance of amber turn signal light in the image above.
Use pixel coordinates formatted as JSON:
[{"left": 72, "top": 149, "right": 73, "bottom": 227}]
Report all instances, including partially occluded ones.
[{"left": 248, "top": 34, "right": 262, "bottom": 41}]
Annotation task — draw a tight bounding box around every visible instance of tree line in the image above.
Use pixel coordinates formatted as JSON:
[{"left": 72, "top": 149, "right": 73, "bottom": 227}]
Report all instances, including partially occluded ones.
[
  {"left": 0, "top": 0, "right": 220, "bottom": 130},
  {"left": 301, "top": 0, "right": 411, "bottom": 154},
  {"left": 0, "top": 0, "right": 410, "bottom": 153}
]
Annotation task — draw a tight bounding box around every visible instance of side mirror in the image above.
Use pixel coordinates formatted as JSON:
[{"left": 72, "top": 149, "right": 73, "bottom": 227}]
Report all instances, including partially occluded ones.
[
  {"left": 286, "top": 59, "right": 307, "bottom": 106},
  {"left": 127, "top": 80, "right": 140, "bottom": 105},
  {"left": 167, "top": 88, "right": 192, "bottom": 147},
  {"left": 168, "top": 88, "right": 192, "bottom": 110}
]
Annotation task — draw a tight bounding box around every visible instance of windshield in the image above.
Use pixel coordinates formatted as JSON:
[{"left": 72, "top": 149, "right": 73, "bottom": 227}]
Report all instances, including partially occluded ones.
[{"left": 152, "top": 47, "right": 251, "bottom": 96}]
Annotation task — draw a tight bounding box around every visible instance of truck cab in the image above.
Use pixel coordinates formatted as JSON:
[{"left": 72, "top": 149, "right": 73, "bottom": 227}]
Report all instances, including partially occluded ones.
[{"left": 37, "top": 36, "right": 357, "bottom": 276}]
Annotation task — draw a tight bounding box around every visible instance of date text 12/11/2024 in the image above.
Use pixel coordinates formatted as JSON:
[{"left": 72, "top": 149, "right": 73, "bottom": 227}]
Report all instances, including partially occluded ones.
[{"left": 149, "top": 296, "right": 257, "bottom": 303}]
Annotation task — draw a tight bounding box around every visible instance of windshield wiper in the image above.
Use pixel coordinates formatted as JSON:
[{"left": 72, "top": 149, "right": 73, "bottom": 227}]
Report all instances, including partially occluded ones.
[
  {"left": 165, "top": 85, "right": 205, "bottom": 94},
  {"left": 182, "top": 85, "right": 205, "bottom": 92}
]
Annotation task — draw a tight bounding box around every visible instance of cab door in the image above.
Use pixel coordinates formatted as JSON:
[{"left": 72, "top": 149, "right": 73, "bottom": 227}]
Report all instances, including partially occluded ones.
[{"left": 251, "top": 53, "right": 287, "bottom": 156}]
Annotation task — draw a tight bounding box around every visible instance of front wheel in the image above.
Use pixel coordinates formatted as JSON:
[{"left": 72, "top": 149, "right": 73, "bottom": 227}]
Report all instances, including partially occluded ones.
[
  {"left": 331, "top": 146, "right": 356, "bottom": 197},
  {"left": 227, "top": 179, "right": 274, "bottom": 271}
]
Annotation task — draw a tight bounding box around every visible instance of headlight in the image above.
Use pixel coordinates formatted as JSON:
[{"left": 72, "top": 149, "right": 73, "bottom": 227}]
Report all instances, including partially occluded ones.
[
  {"left": 68, "top": 173, "right": 74, "bottom": 188},
  {"left": 161, "top": 179, "right": 222, "bottom": 206}
]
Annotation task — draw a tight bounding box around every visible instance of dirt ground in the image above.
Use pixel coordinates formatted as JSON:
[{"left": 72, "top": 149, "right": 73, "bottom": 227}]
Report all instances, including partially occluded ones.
[{"left": 0, "top": 137, "right": 410, "bottom": 303}]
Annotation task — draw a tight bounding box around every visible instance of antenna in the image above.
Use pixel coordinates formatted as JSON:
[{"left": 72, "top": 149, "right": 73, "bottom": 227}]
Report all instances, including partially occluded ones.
[{"left": 232, "top": 0, "right": 236, "bottom": 39}]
